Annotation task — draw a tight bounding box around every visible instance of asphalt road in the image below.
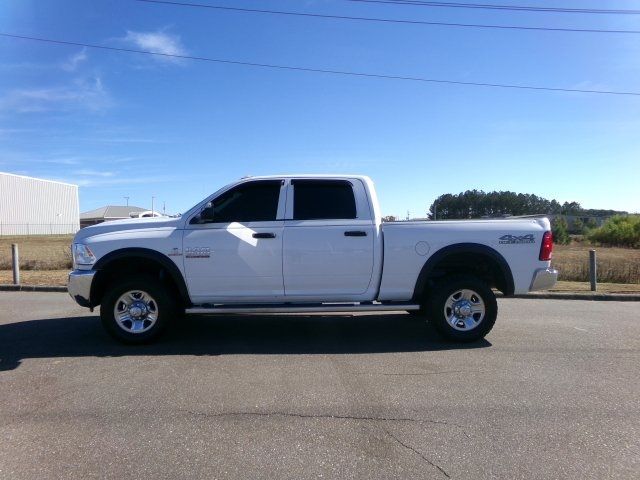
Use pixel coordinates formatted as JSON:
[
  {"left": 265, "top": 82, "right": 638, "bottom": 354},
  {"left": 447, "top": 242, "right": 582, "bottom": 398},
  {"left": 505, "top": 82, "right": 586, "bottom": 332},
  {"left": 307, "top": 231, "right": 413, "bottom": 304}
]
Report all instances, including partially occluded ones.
[{"left": 0, "top": 293, "right": 638, "bottom": 479}]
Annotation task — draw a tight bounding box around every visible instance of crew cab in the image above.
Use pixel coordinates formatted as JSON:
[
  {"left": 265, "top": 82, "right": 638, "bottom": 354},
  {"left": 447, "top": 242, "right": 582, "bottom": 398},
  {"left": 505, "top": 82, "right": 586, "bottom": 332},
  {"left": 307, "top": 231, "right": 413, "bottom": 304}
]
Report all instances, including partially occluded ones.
[{"left": 68, "top": 175, "right": 557, "bottom": 343}]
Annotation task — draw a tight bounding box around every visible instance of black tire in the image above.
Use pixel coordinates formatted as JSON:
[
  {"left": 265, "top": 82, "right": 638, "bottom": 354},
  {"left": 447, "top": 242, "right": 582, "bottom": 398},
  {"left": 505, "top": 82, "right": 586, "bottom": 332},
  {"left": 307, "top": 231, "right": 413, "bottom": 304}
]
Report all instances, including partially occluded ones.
[
  {"left": 426, "top": 275, "right": 497, "bottom": 342},
  {"left": 406, "top": 308, "right": 427, "bottom": 319},
  {"left": 100, "top": 274, "right": 177, "bottom": 344}
]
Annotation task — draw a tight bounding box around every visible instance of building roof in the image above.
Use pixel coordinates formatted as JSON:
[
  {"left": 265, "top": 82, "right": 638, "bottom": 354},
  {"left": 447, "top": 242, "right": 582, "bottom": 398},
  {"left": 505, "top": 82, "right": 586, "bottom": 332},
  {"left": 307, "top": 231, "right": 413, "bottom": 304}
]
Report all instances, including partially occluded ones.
[
  {"left": 80, "top": 205, "right": 147, "bottom": 220},
  {"left": 0, "top": 171, "right": 78, "bottom": 188}
]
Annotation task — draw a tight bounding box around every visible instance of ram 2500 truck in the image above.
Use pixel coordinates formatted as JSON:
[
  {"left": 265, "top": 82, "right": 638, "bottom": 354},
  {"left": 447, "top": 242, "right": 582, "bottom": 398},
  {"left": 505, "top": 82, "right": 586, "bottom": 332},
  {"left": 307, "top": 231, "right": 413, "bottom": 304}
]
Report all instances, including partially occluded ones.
[{"left": 68, "top": 175, "right": 557, "bottom": 344}]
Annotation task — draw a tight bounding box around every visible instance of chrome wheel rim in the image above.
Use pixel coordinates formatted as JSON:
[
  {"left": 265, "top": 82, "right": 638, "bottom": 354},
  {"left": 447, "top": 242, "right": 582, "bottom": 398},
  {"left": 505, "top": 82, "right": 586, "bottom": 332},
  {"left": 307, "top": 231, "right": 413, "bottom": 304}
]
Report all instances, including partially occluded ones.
[
  {"left": 444, "top": 289, "right": 485, "bottom": 332},
  {"left": 113, "top": 290, "right": 158, "bottom": 334}
]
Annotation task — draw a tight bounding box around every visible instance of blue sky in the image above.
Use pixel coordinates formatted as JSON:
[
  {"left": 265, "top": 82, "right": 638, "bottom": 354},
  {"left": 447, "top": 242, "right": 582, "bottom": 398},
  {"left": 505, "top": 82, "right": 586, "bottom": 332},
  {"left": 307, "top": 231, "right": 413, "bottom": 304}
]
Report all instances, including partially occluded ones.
[{"left": 1, "top": 0, "right": 639, "bottom": 217}]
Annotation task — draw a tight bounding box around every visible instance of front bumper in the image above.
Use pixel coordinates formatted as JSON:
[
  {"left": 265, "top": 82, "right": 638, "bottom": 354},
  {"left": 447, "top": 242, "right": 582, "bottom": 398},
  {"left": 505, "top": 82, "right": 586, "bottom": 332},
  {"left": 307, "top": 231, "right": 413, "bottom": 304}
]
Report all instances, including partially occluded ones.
[
  {"left": 529, "top": 267, "right": 558, "bottom": 292},
  {"left": 68, "top": 270, "right": 96, "bottom": 308}
]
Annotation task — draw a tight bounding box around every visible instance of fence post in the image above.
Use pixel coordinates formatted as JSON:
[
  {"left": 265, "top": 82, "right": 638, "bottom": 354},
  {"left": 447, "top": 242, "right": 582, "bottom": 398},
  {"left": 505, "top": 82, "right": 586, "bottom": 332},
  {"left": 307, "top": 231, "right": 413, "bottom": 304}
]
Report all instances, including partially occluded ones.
[
  {"left": 12, "top": 243, "right": 20, "bottom": 285},
  {"left": 589, "top": 249, "right": 597, "bottom": 292}
]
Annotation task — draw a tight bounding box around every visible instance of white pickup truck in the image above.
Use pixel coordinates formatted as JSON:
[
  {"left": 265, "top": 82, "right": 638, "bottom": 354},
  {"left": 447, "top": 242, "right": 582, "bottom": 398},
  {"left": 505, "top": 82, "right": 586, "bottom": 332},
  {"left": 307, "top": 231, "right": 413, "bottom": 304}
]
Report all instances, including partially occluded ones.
[{"left": 69, "top": 175, "right": 557, "bottom": 344}]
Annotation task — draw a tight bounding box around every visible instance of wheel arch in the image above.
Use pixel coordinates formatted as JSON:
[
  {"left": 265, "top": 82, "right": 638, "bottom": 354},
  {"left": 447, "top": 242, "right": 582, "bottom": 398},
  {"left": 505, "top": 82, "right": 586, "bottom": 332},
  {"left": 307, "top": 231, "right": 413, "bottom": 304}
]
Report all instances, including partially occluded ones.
[
  {"left": 412, "top": 243, "right": 515, "bottom": 300},
  {"left": 90, "top": 248, "right": 191, "bottom": 307}
]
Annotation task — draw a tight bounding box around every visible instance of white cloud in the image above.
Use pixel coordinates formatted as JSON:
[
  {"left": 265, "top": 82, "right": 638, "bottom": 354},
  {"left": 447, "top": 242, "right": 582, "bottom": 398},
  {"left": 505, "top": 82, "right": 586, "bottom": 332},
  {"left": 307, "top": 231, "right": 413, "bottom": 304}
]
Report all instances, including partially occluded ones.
[
  {"left": 45, "top": 158, "right": 82, "bottom": 166},
  {"left": 61, "top": 48, "right": 88, "bottom": 71},
  {"left": 0, "top": 77, "right": 110, "bottom": 114},
  {"left": 121, "top": 30, "right": 187, "bottom": 62},
  {"left": 73, "top": 169, "right": 115, "bottom": 177},
  {"left": 68, "top": 174, "right": 187, "bottom": 187}
]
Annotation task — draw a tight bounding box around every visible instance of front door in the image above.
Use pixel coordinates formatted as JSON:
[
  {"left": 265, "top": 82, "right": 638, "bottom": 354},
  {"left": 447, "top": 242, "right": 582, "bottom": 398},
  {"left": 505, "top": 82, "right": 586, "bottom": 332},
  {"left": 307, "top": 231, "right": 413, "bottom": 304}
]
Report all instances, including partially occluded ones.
[{"left": 183, "top": 180, "right": 286, "bottom": 303}]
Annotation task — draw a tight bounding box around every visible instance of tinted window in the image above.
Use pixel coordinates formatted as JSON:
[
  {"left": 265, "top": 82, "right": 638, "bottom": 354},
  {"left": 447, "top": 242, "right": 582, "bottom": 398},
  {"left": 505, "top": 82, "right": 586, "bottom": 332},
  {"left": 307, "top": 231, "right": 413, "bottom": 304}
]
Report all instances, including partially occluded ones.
[
  {"left": 293, "top": 180, "right": 357, "bottom": 220},
  {"left": 211, "top": 181, "right": 281, "bottom": 223}
]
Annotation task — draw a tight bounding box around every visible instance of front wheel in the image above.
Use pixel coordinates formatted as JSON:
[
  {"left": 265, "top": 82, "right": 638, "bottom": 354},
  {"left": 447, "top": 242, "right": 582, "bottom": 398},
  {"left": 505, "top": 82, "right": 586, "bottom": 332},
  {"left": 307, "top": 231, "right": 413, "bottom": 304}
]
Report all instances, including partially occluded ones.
[
  {"left": 426, "top": 275, "right": 497, "bottom": 342},
  {"left": 100, "top": 275, "right": 176, "bottom": 344}
]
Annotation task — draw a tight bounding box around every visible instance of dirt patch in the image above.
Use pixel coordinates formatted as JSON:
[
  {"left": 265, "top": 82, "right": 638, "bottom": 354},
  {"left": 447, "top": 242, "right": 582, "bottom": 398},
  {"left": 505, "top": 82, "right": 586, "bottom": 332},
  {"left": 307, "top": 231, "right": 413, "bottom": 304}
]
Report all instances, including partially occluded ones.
[{"left": 0, "top": 269, "right": 69, "bottom": 286}]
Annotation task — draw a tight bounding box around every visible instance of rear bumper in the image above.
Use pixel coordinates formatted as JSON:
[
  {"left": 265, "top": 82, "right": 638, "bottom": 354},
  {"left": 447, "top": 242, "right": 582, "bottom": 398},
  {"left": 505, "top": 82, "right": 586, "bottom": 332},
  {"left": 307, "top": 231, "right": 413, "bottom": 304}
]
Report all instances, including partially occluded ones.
[
  {"left": 68, "top": 270, "right": 95, "bottom": 308},
  {"left": 529, "top": 267, "right": 558, "bottom": 292}
]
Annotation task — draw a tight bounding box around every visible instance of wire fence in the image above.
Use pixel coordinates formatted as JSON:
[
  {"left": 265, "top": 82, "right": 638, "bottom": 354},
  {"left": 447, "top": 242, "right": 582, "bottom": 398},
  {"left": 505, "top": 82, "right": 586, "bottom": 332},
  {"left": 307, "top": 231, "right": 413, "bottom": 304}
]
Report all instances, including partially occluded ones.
[{"left": 0, "top": 224, "right": 79, "bottom": 236}]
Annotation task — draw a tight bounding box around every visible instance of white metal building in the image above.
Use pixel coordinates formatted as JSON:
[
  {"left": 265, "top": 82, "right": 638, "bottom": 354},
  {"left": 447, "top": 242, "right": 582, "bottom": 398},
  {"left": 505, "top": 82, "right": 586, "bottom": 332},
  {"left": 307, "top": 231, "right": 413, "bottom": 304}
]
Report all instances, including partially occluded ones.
[{"left": 0, "top": 172, "right": 80, "bottom": 235}]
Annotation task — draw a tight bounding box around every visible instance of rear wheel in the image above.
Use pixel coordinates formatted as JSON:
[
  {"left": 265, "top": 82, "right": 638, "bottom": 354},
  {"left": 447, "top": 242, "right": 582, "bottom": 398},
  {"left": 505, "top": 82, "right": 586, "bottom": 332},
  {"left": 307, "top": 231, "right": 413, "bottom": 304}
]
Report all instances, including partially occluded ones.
[
  {"left": 426, "top": 275, "right": 497, "bottom": 342},
  {"left": 100, "top": 275, "right": 176, "bottom": 344}
]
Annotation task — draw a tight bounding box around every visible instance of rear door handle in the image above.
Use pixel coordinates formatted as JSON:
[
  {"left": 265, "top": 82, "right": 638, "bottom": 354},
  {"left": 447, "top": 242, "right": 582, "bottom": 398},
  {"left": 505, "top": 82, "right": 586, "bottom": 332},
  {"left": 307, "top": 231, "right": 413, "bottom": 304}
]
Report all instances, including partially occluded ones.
[
  {"left": 344, "top": 231, "right": 367, "bottom": 237},
  {"left": 252, "top": 232, "right": 276, "bottom": 239}
]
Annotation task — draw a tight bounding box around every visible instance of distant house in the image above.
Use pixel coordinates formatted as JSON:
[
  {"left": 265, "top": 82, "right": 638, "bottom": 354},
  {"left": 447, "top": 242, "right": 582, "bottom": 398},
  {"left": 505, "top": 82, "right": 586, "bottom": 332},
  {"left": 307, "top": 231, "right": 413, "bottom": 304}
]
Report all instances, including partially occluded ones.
[{"left": 80, "top": 205, "right": 148, "bottom": 228}]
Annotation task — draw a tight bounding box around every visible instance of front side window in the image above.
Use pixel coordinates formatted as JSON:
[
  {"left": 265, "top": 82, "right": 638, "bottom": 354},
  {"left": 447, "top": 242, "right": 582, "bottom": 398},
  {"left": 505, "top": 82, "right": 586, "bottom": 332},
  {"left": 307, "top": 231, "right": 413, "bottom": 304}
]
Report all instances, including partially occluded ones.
[
  {"left": 293, "top": 180, "right": 357, "bottom": 220},
  {"left": 199, "top": 180, "right": 281, "bottom": 223}
]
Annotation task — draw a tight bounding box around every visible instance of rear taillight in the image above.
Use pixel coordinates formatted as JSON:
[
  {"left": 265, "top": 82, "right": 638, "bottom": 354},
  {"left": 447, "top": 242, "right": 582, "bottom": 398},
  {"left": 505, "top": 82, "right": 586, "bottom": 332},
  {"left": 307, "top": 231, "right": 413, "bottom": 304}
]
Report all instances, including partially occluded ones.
[{"left": 539, "top": 231, "right": 553, "bottom": 261}]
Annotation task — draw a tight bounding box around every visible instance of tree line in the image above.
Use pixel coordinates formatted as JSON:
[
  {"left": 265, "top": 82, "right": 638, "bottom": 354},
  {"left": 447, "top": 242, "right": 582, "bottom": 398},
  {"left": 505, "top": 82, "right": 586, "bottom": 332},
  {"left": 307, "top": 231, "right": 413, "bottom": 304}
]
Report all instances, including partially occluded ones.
[{"left": 427, "top": 190, "right": 625, "bottom": 220}]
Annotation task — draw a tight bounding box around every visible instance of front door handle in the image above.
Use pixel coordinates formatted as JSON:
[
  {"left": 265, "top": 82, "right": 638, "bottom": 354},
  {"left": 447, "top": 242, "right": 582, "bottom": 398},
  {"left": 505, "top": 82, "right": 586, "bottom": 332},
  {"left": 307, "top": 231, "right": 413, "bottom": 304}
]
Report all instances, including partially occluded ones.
[
  {"left": 344, "top": 231, "right": 367, "bottom": 237},
  {"left": 252, "top": 232, "right": 276, "bottom": 239}
]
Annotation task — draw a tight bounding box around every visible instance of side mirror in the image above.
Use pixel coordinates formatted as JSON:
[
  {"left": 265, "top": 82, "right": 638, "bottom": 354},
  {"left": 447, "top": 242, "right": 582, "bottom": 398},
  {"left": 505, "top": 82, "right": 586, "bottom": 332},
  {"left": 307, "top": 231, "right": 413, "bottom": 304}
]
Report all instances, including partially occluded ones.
[
  {"left": 191, "top": 202, "right": 215, "bottom": 224},
  {"left": 201, "top": 202, "right": 215, "bottom": 221}
]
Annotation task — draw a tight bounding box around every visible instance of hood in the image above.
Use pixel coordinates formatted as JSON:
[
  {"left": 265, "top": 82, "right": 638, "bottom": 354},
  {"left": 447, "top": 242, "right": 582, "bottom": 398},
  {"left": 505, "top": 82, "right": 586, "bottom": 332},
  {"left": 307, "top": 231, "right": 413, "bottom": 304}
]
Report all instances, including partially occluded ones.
[{"left": 74, "top": 216, "right": 182, "bottom": 242}]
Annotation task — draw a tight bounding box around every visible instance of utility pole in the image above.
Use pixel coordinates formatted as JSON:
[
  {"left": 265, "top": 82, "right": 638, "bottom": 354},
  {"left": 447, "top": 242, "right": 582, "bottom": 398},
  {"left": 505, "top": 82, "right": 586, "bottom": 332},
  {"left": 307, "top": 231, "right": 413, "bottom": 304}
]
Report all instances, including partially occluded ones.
[
  {"left": 163, "top": 201, "right": 166, "bottom": 214},
  {"left": 151, "top": 196, "right": 155, "bottom": 215},
  {"left": 124, "top": 196, "right": 129, "bottom": 206}
]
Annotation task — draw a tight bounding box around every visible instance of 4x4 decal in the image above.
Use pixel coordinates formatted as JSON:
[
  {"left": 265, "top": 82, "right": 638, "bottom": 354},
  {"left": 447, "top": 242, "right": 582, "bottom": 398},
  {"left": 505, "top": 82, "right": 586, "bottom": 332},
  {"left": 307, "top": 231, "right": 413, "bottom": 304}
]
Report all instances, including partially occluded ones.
[{"left": 499, "top": 234, "right": 535, "bottom": 245}]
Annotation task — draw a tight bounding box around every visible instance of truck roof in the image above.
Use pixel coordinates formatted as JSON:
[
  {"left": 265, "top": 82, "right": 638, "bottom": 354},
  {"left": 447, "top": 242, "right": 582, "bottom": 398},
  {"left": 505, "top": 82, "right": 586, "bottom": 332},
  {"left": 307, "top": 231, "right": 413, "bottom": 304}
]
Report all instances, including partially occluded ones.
[{"left": 240, "top": 174, "right": 373, "bottom": 182}]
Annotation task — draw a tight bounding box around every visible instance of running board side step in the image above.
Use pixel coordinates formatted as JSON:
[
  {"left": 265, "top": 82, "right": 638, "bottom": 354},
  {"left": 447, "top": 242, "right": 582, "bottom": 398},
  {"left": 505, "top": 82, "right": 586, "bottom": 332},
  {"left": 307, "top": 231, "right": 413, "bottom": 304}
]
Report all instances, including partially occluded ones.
[{"left": 186, "top": 302, "right": 421, "bottom": 315}]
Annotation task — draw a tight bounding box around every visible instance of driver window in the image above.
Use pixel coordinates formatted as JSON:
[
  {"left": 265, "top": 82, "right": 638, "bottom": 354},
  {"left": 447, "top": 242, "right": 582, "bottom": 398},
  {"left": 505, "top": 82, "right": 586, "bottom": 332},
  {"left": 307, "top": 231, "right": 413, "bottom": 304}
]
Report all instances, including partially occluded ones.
[{"left": 205, "top": 180, "right": 281, "bottom": 223}]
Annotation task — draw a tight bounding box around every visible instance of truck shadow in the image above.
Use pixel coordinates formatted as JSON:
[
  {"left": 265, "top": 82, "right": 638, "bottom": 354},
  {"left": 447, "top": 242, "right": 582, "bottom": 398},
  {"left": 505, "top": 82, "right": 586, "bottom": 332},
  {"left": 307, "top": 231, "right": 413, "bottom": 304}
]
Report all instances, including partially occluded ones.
[{"left": 0, "top": 313, "right": 491, "bottom": 371}]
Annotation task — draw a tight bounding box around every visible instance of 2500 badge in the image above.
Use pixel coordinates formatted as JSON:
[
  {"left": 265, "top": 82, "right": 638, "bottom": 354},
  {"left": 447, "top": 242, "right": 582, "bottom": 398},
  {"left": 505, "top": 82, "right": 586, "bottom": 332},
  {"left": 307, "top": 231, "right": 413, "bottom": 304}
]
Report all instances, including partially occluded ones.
[{"left": 185, "top": 247, "right": 211, "bottom": 258}]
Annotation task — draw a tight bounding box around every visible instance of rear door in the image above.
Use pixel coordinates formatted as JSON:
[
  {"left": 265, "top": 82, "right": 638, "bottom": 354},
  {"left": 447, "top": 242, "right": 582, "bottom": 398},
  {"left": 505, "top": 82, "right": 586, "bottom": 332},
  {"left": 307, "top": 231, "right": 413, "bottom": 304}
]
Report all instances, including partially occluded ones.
[
  {"left": 282, "top": 179, "right": 374, "bottom": 297},
  {"left": 183, "top": 180, "right": 285, "bottom": 303}
]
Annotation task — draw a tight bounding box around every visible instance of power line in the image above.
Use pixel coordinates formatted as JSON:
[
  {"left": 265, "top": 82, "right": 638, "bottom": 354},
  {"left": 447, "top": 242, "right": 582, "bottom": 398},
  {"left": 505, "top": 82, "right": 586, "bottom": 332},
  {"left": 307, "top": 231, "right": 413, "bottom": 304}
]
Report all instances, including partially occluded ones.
[
  {"left": 347, "top": 0, "right": 640, "bottom": 15},
  {"left": 134, "top": 0, "right": 640, "bottom": 34},
  {"left": 2, "top": 32, "right": 639, "bottom": 97}
]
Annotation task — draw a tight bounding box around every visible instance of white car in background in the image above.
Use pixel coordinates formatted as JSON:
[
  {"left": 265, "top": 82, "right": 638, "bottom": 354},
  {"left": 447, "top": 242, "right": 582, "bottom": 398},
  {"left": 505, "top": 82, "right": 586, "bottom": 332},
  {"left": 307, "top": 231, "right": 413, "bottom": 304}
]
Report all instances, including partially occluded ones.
[{"left": 129, "top": 210, "right": 165, "bottom": 218}]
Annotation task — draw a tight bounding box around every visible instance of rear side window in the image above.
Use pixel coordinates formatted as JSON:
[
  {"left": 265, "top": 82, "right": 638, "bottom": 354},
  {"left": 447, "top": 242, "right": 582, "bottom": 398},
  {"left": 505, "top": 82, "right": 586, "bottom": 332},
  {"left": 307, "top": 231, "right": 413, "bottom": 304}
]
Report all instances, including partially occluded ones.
[
  {"left": 212, "top": 180, "right": 281, "bottom": 223},
  {"left": 293, "top": 180, "right": 357, "bottom": 220}
]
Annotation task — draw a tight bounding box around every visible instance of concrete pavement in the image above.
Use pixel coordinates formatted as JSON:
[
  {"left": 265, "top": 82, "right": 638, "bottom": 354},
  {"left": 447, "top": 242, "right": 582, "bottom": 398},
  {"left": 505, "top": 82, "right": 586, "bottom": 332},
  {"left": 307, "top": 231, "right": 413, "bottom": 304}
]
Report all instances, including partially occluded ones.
[{"left": 0, "top": 292, "right": 638, "bottom": 479}]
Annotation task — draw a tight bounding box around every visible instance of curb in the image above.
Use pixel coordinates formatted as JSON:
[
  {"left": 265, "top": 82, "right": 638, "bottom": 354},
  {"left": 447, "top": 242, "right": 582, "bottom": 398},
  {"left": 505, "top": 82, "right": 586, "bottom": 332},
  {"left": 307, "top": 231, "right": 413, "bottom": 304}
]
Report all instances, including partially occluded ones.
[
  {"left": 498, "top": 292, "right": 640, "bottom": 302},
  {"left": 1, "top": 284, "right": 639, "bottom": 301},
  {"left": 0, "top": 284, "right": 67, "bottom": 293}
]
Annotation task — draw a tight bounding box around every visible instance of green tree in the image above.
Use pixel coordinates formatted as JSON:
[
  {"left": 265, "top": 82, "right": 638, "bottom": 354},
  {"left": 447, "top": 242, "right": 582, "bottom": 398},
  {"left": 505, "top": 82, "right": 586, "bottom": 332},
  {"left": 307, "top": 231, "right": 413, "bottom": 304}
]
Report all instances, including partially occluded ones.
[
  {"left": 428, "top": 190, "right": 577, "bottom": 220},
  {"left": 572, "top": 218, "right": 585, "bottom": 234},
  {"left": 552, "top": 217, "right": 571, "bottom": 245},
  {"left": 561, "top": 202, "right": 582, "bottom": 215},
  {"left": 588, "top": 215, "right": 640, "bottom": 247}
]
